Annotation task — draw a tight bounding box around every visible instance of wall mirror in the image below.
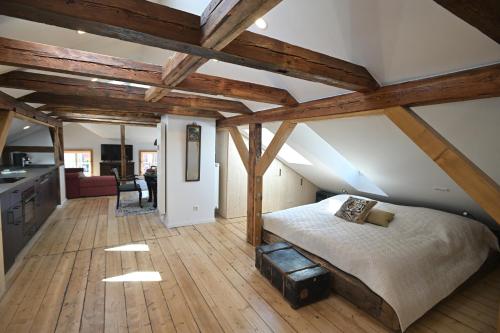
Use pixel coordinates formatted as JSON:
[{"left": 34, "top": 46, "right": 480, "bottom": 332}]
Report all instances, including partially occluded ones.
[{"left": 185, "top": 124, "right": 201, "bottom": 181}]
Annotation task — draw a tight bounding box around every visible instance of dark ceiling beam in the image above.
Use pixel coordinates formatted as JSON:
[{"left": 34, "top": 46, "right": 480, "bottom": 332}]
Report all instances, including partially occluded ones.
[
  {"left": 0, "top": 0, "right": 378, "bottom": 92},
  {"left": 146, "top": 0, "right": 283, "bottom": 101},
  {"left": 0, "top": 71, "right": 252, "bottom": 114},
  {"left": 434, "top": 0, "right": 500, "bottom": 43},
  {"left": 51, "top": 112, "right": 160, "bottom": 123},
  {"left": 217, "top": 64, "right": 500, "bottom": 127},
  {"left": 60, "top": 118, "right": 158, "bottom": 127},
  {"left": 0, "top": 91, "right": 61, "bottom": 127},
  {"left": 0, "top": 37, "right": 296, "bottom": 106},
  {"left": 41, "top": 107, "right": 160, "bottom": 120},
  {"left": 19, "top": 92, "right": 224, "bottom": 119}
]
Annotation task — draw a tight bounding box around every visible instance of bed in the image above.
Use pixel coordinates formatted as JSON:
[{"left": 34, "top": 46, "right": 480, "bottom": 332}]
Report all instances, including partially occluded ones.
[{"left": 262, "top": 194, "right": 499, "bottom": 331}]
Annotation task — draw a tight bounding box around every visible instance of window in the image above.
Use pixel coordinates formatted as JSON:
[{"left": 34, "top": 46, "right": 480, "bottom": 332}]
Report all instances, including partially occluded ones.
[
  {"left": 139, "top": 150, "right": 158, "bottom": 175},
  {"left": 243, "top": 128, "right": 312, "bottom": 165},
  {"left": 64, "top": 150, "right": 93, "bottom": 176}
]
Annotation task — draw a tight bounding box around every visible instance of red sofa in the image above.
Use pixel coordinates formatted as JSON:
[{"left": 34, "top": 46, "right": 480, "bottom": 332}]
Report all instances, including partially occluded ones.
[{"left": 65, "top": 168, "right": 117, "bottom": 199}]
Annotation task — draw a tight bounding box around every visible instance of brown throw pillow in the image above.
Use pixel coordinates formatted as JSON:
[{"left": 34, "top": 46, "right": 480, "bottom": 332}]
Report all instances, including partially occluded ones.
[
  {"left": 365, "top": 209, "right": 395, "bottom": 227},
  {"left": 335, "top": 197, "right": 377, "bottom": 223}
]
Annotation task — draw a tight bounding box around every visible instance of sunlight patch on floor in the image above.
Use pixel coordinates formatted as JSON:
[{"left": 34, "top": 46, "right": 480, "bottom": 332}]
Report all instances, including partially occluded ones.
[
  {"left": 103, "top": 271, "right": 162, "bottom": 282},
  {"left": 104, "top": 243, "right": 149, "bottom": 252}
]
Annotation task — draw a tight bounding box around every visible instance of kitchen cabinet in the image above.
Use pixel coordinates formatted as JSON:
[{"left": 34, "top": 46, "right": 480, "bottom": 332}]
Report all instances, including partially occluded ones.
[
  {"left": 1, "top": 197, "right": 23, "bottom": 271},
  {"left": 1, "top": 168, "right": 59, "bottom": 272}
]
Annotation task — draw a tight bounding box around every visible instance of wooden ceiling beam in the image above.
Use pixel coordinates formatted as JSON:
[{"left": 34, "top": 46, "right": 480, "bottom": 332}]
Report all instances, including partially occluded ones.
[
  {"left": 0, "top": 0, "right": 202, "bottom": 52},
  {"left": 19, "top": 92, "right": 224, "bottom": 119},
  {"left": 49, "top": 111, "right": 160, "bottom": 123},
  {"left": 217, "top": 64, "right": 500, "bottom": 127},
  {"left": 146, "top": 0, "right": 282, "bottom": 101},
  {"left": 0, "top": 71, "right": 252, "bottom": 114},
  {"left": 59, "top": 118, "right": 157, "bottom": 127},
  {"left": 434, "top": 0, "right": 500, "bottom": 43},
  {"left": 0, "top": 91, "right": 61, "bottom": 127},
  {"left": 386, "top": 106, "right": 500, "bottom": 224},
  {"left": 0, "top": 1, "right": 377, "bottom": 92},
  {"left": 0, "top": 37, "right": 296, "bottom": 106},
  {"left": 176, "top": 73, "right": 297, "bottom": 106},
  {"left": 42, "top": 107, "right": 159, "bottom": 120}
]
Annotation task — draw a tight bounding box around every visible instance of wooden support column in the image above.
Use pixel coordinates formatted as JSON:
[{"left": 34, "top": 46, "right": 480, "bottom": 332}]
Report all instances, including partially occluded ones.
[
  {"left": 57, "top": 126, "right": 64, "bottom": 164},
  {"left": 228, "top": 127, "right": 249, "bottom": 172},
  {"left": 0, "top": 111, "right": 14, "bottom": 156},
  {"left": 247, "top": 123, "right": 262, "bottom": 245},
  {"left": 385, "top": 106, "right": 500, "bottom": 224},
  {"left": 49, "top": 127, "right": 59, "bottom": 165},
  {"left": 120, "top": 125, "right": 126, "bottom": 179},
  {"left": 49, "top": 126, "right": 64, "bottom": 166}
]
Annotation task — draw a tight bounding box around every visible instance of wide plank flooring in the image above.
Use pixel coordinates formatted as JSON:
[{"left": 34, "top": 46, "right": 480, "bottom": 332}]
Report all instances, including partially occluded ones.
[{"left": 0, "top": 196, "right": 498, "bottom": 332}]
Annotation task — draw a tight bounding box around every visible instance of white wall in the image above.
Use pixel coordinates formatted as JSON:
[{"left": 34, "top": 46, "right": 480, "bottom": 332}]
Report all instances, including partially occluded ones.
[
  {"left": 63, "top": 123, "right": 157, "bottom": 176},
  {"left": 161, "top": 115, "right": 216, "bottom": 227}
]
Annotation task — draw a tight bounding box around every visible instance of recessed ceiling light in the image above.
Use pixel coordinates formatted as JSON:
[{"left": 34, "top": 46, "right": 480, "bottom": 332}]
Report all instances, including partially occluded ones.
[
  {"left": 255, "top": 18, "right": 267, "bottom": 30},
  {"left": 77, "top": 30, "right": 86, "bottom": 35},
  {"left": 23, "top": 125, "right": 30, "bottom": 130},
  {"left": 211, "top": 59, "right": 218, "bottom": 62},
  {"left": 91, "top": 78, "right": 98, "bottom": 82}
]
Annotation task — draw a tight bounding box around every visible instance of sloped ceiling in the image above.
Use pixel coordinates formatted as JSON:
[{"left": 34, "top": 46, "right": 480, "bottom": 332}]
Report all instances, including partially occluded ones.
[
  {"left": 6, "top": 118, "right": 46, "bottom": 144},
  {"left": 77, "top": 124, "right": 158, "bottom": 144},
  {"left": 0, "top": 0, "right": 499, "bottom": 226}
]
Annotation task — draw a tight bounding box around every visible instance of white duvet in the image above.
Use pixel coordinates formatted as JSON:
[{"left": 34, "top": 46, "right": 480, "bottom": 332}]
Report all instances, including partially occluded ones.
[{"left": 263, "top": 194, "right": 499, "bottom": 331}]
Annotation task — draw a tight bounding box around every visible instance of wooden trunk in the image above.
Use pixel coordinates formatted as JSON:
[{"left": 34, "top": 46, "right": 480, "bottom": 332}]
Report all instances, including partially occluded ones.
[
  {"left": 262, "top": 230, "right": 500, "bottom": 331},
  {"left": 262, "top": 230, "right": 401, "bottom": 330},
  {"left": 256, "top": 244, "right": 330, "bottom": 309}
]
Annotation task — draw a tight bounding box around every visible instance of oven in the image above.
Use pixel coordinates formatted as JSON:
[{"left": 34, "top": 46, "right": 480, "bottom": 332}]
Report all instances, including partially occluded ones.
[{"left": 22, "top": 186, "right": 37, "bottom": 237}]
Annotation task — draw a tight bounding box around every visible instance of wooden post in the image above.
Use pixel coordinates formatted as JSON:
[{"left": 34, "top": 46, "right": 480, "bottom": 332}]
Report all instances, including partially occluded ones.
[
  {"left": 385, "top": 106, "right": 500, "bottom": 224},
  {"left": 247, "top": 123, "right": 262, "bottom": 245},
  {"left": 57, "top": 126, "right": 64, "bottom": 164},
  {"left": 49, "top": 126, "right": 64, "bottom": 165},
  {"left": 0, "top": 111, "right": 14, "bottom": 155},
  {"left": 120, "top": 125, "right": 126, "bottom": 179}
]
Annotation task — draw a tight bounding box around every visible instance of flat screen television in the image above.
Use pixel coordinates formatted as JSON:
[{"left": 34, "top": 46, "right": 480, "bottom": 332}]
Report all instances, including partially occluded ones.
[{"left": 101, "top": 144, "right": 133, "bottom": 161}]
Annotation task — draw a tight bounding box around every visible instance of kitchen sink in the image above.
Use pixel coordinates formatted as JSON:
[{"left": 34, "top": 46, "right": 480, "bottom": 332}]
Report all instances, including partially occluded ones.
[{"left": 0, "top": 177, "right": 25, "bottom": 184}]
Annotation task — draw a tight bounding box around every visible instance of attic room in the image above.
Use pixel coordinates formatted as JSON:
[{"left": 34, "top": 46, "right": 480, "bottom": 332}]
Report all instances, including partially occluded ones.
[{"left": 0, "top": 0, "right": 498, "bottom": 332}]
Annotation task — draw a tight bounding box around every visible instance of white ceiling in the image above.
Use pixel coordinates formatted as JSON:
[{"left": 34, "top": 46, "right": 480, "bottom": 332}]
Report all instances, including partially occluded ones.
[
  {"left": 0, "top": 0, "right": 499, "bottom": 227},
  {"left": 6, "top": 118, "right": 46, "bottom": 144},
  {"left": 79, "top": 124, "right": 158, "bottom": 144}
]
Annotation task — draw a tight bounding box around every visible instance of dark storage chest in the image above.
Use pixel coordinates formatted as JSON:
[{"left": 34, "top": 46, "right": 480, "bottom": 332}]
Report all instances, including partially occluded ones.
[{"left": 255, "top": 242, "right": 330, "bottom": 308}]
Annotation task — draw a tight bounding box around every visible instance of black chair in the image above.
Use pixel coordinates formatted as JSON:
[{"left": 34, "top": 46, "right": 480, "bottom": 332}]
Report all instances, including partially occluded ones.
[{"left": 111, "top": 168, "right": 142, "bottom": 209}]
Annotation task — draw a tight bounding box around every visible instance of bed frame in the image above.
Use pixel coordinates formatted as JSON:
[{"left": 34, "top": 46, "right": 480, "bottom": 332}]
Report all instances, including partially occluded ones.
[{"left": 262, "top": 230, "right": 499, "bottom": 332}]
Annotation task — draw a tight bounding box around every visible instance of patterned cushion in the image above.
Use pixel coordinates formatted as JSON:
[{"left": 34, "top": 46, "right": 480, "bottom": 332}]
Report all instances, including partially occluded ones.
[{"left": 335, "top": 196, "right": 377, "bottom": 223}]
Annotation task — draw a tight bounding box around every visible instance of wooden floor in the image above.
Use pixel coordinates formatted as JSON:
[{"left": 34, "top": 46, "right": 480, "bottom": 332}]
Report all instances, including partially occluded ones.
[{"left": 0, "top": 196, "right": 498, "bottom": 333}]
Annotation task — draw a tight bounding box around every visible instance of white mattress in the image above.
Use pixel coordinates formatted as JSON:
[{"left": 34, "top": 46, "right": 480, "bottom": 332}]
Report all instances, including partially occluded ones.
[{"left": 263, "top": 194, "right": 499, "bottom": 331}]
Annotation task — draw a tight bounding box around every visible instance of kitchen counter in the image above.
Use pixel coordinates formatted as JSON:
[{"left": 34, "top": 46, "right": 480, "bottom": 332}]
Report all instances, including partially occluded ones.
[
  {"left": 0, "top": 165, "right": 60, "bottom": 273},
  {"left": 0, "top": 165, "right": 58, "bottom": 195}
]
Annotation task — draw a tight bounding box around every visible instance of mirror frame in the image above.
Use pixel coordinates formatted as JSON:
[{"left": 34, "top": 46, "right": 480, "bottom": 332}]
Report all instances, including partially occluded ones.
[{"left": 185, "top": 124, "right": 201, "bottom": 182}]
